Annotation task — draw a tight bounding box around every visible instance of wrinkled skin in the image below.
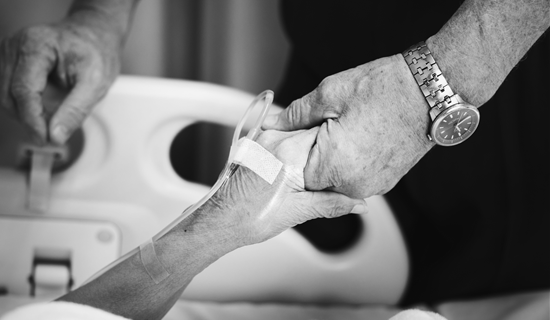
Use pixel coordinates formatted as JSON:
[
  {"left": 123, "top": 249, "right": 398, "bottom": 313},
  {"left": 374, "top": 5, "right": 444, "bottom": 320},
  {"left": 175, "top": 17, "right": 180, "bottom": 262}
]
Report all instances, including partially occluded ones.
[
  {"left": 263, "top": 55, "right": 435, "bottom": 199},
  {"left": 182, "top": 128, "right": 368, "bottom": 247},
  {"left": 0, "top": 19, "right": 121, "bottom": 145}
]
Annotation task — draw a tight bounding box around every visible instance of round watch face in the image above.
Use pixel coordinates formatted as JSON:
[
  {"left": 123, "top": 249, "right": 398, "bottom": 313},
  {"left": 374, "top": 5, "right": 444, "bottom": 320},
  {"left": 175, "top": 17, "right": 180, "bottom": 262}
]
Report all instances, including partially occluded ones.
[{"left": 431, "top": 104, "right": 480, "bottom": 146}]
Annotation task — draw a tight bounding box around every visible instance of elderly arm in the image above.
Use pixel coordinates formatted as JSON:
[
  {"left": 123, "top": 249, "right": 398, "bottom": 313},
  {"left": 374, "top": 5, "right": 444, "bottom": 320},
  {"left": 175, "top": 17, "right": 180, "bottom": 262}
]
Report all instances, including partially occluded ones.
[
  {"left": 56, "top": 129, "right": 366, "bottom": 320},
  {"left": 427, "top": 0, "right": 550, "bottom": 106},
  {"left": 263, "top": 0, "right": 550, "bottom": 198},
  {"left": 0, "top": 0, "right": 139, "bottom": 145}
]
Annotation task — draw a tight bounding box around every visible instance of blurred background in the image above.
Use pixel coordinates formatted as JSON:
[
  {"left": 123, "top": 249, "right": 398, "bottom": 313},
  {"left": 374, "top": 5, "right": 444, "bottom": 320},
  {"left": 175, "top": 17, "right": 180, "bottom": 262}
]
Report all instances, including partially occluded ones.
[{"left": 0, "top": 0, "right": 291, "bottom": 184}]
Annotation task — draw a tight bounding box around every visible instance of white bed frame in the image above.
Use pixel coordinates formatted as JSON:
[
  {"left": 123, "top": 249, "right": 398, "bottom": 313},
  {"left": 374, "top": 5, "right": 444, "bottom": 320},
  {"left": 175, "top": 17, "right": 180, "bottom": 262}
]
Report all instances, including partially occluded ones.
[{"left": 0, "top": 76, "right": 408, "bottom": 305}]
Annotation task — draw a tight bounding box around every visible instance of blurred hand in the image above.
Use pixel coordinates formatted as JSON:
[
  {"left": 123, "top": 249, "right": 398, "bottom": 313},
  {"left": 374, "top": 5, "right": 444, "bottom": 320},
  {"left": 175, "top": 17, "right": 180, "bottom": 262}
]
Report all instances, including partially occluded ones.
[
  {"left": 199, "top": 128, "right": 368, "bottom": 246},
  {"left": 0, "top": 17, "right": 122, "bottom": 145},
  {"left": 263, "top": 55, "right": 435, "bottom": 199}
]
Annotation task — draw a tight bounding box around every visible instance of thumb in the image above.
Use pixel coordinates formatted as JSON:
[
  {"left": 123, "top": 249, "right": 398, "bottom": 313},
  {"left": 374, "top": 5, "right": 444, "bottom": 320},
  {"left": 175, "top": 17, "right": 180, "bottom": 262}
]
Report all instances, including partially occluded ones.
[
  {"left": 49, "top": 76, "right": 108, "bottom": 145},
  {"left": 299, "top": 191, "right": 368, "bottom": 222},
  {"left": 262, "top": 94, "right": 326, "bottom": 131}
]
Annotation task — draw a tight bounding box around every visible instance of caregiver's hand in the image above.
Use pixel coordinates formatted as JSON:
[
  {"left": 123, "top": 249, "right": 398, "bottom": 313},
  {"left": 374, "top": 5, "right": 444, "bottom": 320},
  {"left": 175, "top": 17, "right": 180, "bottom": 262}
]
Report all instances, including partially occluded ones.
[
  {"left": 263, "top": 55, "right": 435, "bottom": 199},
  {"left": 195, "top": 128, "right": 368, "bottom": 247},
  {"left": 0, "top": 0, "right": 137, "bottom": 145}
]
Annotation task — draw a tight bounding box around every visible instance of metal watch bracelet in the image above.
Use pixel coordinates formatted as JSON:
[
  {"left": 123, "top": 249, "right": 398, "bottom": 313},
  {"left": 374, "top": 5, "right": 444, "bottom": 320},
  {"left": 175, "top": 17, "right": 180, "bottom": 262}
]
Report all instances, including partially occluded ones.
[{"left": 402, "top": 42, "right": 462, "bottom": 119}]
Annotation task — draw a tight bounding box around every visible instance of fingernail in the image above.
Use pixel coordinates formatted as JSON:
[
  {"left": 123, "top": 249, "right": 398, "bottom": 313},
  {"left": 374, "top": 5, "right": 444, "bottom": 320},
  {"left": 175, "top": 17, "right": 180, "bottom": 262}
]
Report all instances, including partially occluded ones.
[
  {"left": 350, "top": 203, "right": 368, "bottom": 214},
  {"left": 51, "top": 126, "right": 67, "bottom": 144}
]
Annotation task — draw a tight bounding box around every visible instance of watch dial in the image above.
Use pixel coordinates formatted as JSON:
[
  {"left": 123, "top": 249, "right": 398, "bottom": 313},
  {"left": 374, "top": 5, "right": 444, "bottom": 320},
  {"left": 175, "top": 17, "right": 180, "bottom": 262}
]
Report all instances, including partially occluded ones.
[{"left": 432, "top": 105, "right": 480, "bottom": 146}]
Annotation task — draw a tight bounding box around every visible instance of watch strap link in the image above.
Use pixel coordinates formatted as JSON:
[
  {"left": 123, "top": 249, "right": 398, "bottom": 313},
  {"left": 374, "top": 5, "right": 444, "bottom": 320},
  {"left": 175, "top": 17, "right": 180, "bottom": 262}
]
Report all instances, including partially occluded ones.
[{"left": 402, "top": 42, "right": 458, "bottom": 112}]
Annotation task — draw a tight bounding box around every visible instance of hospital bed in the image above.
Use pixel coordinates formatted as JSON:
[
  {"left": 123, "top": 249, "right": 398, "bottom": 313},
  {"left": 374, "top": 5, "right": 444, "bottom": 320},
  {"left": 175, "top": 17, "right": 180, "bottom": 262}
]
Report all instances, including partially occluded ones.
[{"left": 0, "top": 76, "right": 546, "bottom": 320}]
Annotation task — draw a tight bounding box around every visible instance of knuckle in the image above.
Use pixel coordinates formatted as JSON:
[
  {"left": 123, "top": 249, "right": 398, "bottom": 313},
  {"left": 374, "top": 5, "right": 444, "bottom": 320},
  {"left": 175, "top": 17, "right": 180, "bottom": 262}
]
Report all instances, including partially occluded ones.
[
  {"left": 322, "top": 200, "right": 348, "bottom": 219},
  {"left": 317, "top": 75, "right": 339, "bottom": 100},
  {"left": 16, "top": 26, "right": 54, "bottom": 54},
  {"left": 54, "top": 105, "right": 89, "bottom": 134},
  {"left": 286, "top": 99, "right": 305, "bottom": 128},
  {"left": 314, "top": 76, "right": 346, "bottom": 117},
  {"left": 10, "top": 82, "right": 30, "bottom": 100},
  {"left": 63, "top": 106, "right": 88, "bottom": 124},
  {"left": 317, "top": 75, "right": 336, "bottom": 92}
]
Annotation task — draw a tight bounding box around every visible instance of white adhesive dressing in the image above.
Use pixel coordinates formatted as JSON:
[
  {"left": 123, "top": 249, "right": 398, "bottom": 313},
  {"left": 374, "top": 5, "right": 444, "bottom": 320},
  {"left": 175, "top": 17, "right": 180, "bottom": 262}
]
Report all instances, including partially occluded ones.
[
  {"left": 82, "top": 90, "right": 276, "bottom": 286},
  {"left": 230, "top": 138, "right": 283, "bottom": 185}
]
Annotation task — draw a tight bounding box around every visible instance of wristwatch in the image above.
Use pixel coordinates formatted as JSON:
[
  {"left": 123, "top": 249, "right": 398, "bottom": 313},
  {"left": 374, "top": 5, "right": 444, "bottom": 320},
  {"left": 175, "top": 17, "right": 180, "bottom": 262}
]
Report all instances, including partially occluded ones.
[{"left": 402, "top": 42, "right": 480, "bottom": 146}]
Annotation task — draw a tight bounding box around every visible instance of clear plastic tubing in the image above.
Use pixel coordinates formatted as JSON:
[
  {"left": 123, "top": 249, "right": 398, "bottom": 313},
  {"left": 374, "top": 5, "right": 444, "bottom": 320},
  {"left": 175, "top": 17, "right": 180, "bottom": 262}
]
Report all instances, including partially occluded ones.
[{"left": 82, "top": 90, "right": 274, "bottom": 286}]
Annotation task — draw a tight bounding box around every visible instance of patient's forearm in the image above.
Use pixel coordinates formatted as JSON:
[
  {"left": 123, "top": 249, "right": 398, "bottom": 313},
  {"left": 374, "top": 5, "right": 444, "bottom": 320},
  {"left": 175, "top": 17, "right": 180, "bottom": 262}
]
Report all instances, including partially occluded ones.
[
  {"left": 426, "top": 0, "right": 550, "bottom": 106},
  {"left": 57, "top": 201, "right": 239, "bottom": 320},
  {"left": 56, "top": 165, "right": 274, "bottom": 319},
  {"left": 55, "top": 131, "right": 361, "bottom": 319}
]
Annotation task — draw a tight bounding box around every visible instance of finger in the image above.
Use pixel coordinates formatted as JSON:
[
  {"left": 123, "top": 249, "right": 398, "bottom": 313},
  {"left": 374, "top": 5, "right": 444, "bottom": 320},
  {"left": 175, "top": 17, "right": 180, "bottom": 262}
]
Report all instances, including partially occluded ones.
[
  {"left": 299, "top": 191, "right": 367, "bottom": 222},
  {"left": 49, "top": 71, "right": 108, "bottom": 145},
  {"left": 262, "top": 94, "right": 326, "bottom": 131},
  {"left": 279, "top": 127, "right": 319, "bottom": 168},
  {"left": 303, "top": 120, "right": 337, "bottom": 191},
  {"left": 10, "top": 48, "right": 55, "bottom": 143},
  {"left": 257, "top": 127, "right": 320, "bottom": 169}
]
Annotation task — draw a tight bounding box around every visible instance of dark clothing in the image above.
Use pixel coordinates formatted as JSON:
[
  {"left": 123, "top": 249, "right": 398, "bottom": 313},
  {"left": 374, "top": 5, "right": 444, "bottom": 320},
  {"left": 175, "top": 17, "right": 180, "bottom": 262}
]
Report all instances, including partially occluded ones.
[{"left": 278, "top": 0, "right": 550, "bottom": 307}]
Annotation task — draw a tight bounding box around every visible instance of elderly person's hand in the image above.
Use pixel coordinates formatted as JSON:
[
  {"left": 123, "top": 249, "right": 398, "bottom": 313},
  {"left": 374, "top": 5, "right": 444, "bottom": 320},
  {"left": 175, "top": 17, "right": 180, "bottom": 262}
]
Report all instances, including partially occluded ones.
[
  {"left": 0, "top": 0, "right": 137, "bottom": 145},
  {"left": 263, "top": 0, "right": 550, "bottom": 200},
  {"left": 263, "top": 55, "right": 435, "bottom": 199},
  {"left": 183, "top": 127, "right": 369, "bottom": 248},
  {"left": 57, "top": 127, "right": 367, "bottom": 320}
]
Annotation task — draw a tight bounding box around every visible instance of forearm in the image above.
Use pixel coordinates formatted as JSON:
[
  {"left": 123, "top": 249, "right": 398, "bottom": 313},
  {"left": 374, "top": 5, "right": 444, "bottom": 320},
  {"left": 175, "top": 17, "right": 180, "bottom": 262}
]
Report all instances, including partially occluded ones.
[
  {"left": 55, "top": 138, "right": 359, "bottom": 318},
  {"left": 427, "top": 0, "right": 550, "bottom": 106},
  {"left": 57, "top": 202, "right": 240, "bottom": 320},
  {"left": 65, "top": 0, "right": 140, "bottom": 48}
]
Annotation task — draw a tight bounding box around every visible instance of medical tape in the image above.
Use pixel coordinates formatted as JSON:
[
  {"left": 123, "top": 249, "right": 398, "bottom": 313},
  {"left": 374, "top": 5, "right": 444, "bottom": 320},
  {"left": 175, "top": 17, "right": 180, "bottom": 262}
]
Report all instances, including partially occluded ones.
[
  {"left": 229, "top": 138, "right": 283, "bottom": 184},
  {"left": 139, "top": 238, "right": 170, "bottom": 284}
]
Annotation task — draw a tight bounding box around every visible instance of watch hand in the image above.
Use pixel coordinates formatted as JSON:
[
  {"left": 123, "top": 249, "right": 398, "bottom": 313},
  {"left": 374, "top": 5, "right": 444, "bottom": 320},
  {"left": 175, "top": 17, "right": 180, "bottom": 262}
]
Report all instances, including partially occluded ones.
[
  {"left": 453, "top": 112, "right": 465, "bottom": 133},
  {"left": 456, "top": 115, "right": 472, "bottom": 127}
]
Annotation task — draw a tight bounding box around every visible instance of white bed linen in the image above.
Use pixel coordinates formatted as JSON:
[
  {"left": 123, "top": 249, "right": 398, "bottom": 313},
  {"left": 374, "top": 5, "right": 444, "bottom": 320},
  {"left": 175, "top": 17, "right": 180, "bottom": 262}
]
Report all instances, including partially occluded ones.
[
  {"left": 1, "top": 291, "right": 547, "bottom": 320},
  {"left": 0, "top": 295, "right": 402, "bottom": 320}
]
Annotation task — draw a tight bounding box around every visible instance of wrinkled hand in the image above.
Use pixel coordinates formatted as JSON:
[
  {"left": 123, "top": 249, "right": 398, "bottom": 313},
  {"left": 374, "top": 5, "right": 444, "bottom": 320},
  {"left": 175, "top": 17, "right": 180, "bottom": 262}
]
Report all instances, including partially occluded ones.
[
  {"left": 263, "top": 55, "right": 435, "bottom": 199},
  {"left": 200, "top": 128, "right": 367, "bottom": 246},
  {"left": 0, "top": 18, "right": 121, "bottom": 145}
]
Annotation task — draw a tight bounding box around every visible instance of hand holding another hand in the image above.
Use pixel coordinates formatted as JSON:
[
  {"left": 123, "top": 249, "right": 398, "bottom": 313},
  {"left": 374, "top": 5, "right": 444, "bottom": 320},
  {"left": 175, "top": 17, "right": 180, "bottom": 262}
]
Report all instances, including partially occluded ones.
[
  {"left": 264, "top": 55, "right": 435, "bottom": 199},
  {"left": 191, "top": 128, "right": 368, "bottom": 247}
]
